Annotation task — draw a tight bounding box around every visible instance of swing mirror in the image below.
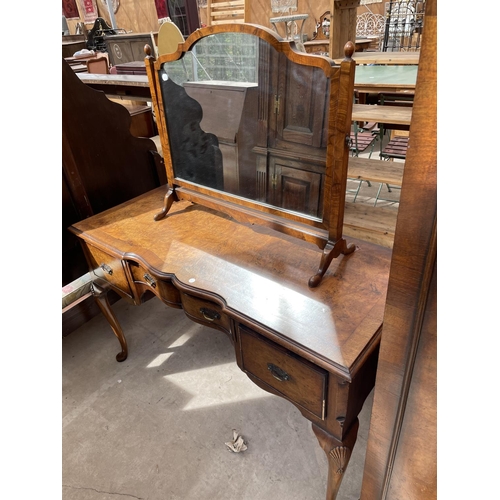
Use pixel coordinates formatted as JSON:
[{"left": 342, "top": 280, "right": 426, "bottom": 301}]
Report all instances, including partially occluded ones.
[{"left": 145, "top": 24, "right": 356, "bottom": 285}]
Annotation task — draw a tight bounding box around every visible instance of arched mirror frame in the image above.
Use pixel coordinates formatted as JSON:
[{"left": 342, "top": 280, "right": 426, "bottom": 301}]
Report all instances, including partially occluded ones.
[{"left": 145, "top": 24, "right": 356, "bottom": 287}]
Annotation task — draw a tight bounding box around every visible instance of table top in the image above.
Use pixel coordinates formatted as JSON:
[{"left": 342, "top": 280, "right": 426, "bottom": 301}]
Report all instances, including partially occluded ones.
[
  {"left": 62, "top": 39, "right": 86, "bottom": 46},
  {"left": 70, "top": 64, "right": 88, "bottom": 73},
  {"left": 355, "top": 39, "right": 371, "bottom": 48},
  {"left": 78, "top": 73, "right": 152, "bottom": 101},
  {"left": 77, "top": 64, "right": 417, "bottom": 96},
  {"left": 271, "top": 14, "right": 308, "bottom": 22},
  {"left": 352, "top": 104, "right": 412, "bottom": 126},
  {"left": 334, "top": 51, "right": 420, "bottom": 65},
  {"left": 71, "top": 187, "right": 392, "bottom": 377},
  {"left": 115, "top": 61, "right": 146, "bottom": 68},
  {"left": 304, "top": 39, "right": 372, "bottom": 55},
  {"left": 305, "top": 38, "right": 371, "bottom": 46},
  {"left": 78, "top": 73, "right": 150, "bottom": 87},
  {"left": 354, "top": 65, "right": 418, "bottom": 93}
]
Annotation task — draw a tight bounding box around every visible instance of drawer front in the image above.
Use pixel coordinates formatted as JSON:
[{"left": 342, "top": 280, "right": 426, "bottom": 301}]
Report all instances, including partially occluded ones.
[
  {"left": 180, "top": 292, "right": 231, "bottom": 335},
  {"left": 85, "top": 244, "right": 132, "bottom": 298},
  {"left": 128, "top": 261, "right": 181, "bottom": 306},
  {"left": 239, "top": 326, "right": 327, "bottom": 419}
]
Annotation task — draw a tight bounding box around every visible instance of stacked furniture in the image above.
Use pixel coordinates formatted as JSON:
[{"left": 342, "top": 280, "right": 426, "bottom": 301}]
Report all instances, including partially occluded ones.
[
  {"left": 62, "top": 34, "right": 87, "bottom": 58},
  {"left": 206, "top": 0, "right": 248, "bottom": 25}
]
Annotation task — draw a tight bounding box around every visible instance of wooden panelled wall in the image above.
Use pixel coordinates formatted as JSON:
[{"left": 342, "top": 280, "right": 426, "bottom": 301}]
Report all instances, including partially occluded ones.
[
  {"left": 65, "top": 0, "right": 380, "bottom": 42},
  {"left": 201, "top": 0, "right": 385, "bottom": 34},
  {"left": 66, "top": 0, "right": 160, "bottom": 35}
]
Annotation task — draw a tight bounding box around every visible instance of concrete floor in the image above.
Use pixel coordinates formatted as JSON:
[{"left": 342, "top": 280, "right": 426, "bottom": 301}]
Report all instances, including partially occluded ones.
[
  {"left": 62, "top": 297, "right": 374, "bottom": 500},
  {"left": 62, "top": 138, "right": 399, "bottom": 500}
]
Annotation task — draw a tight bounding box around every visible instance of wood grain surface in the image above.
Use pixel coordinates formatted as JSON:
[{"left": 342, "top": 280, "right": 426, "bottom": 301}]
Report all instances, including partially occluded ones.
[{"left": 70, "top": 187, "right": 392, "bottom": 377}]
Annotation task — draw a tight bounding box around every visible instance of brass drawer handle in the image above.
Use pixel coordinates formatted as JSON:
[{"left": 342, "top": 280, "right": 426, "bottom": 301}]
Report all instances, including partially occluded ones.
[
  {"left": 199, "top": 307, "right": 220, "bottom": 322},
  {"left": 100, "top": 263, "right": 113, "bottom": 275},
  {"left": 143, "top": 273, "right": 156, "bottom": 288},
  {"left": 267, "top": 363, "right": 290, "bottom": 382}
]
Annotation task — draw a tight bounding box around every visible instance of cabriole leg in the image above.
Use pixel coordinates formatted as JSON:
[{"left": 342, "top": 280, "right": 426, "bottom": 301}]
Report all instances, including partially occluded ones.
[
  {"left": 91, "top": 281, "right": 128, "bottom": 362},
  {"left": 312, "top": 420, "right": 359, "bottom": 500}
]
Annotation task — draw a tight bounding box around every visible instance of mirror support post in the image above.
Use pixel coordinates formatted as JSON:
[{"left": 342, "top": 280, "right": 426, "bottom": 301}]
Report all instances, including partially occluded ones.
[{"left": 309, "top": 41, "right": 357, "bottom": 287}]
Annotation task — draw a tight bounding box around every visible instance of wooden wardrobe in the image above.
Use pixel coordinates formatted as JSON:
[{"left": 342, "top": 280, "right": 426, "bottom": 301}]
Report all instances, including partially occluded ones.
[{"left": 360, "top": 0, "right": 437, "bottom": 497}]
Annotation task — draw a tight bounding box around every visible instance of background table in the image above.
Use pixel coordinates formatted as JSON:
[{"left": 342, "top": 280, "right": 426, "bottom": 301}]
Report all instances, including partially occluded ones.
[
  {"left": 334, "top": 51, "right": 420, "bottom": 65},
  {"left": 304, "top": 38, "right": 372, "bottom": 55},
  {"left": 78, "top": 62, "right": 418, "bottom": 102},
  {"left": 354, "top": 65, "right": 418, "bottom": 95},
  {"left": 352, "top": 103, "right": 412, "bottom": 131},
  {"left": 78, "top": 73, "right": 152, "bottom": 102},
  {"left": 351, "top": 104, "right": 412, "bottom": 162}
]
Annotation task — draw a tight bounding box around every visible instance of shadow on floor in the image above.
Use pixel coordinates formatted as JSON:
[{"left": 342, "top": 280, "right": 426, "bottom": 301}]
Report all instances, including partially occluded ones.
[{"left": 63, "top": 297, "right": 374, "bottom": 500}]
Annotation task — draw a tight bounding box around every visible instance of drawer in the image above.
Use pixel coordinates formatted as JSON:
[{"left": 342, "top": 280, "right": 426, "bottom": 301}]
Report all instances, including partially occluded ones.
[
  {"left": 128, "top": 261, "right": 181, "bottom": 306},
  {"left": 84, "top": 244, "right": 133, "bottom": 298},
  {"left": 239, "top": 325, "right": 327, "bottom": 419},
  {"left": 180, "top": 292, "right": 232, "bottom": 335}
]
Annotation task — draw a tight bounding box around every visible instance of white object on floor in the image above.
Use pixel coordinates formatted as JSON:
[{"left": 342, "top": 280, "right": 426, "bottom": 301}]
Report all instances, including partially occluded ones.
[{"left": 225, "top": 430, "right": 248, "bottom": 453}]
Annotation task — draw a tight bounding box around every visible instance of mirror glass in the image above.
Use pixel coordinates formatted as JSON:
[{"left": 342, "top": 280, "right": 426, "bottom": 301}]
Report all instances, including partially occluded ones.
[{"left": 158, "top": 32, "right": 330, "bottom": 221}]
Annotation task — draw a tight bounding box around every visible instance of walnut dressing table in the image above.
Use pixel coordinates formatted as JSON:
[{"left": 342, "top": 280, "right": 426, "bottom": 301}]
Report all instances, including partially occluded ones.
[
  {"left": 69, "top": 25, "right": 393, "bottom": 499},
  {"left": 69, "top": 187, "right": 391, "bottom": 499}
]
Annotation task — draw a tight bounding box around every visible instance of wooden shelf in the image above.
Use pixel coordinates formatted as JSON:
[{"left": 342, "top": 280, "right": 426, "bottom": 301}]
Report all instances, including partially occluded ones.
[
  {"left": 207, "top": 0, "right": 247, "bottom": 25},
  {"left": 344, "top": 202, "right": 399, "bottom": 249},
  {"left": 348, "top": 156, "right": 404, "bottom": 186}
]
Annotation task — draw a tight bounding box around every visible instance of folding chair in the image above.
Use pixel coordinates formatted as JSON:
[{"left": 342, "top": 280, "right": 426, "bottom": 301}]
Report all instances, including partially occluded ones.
[
  {"left": 373, "top": 132, "right": 409, "bottom": 206},
  {"left": 346, "top": 120, "right": 378, "bottom": 202}
]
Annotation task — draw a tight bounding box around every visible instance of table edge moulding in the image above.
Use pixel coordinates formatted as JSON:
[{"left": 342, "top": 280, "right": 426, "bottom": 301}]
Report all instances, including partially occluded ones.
[{"left": 68, "top": 24, "right": 394, "bottom": 500}]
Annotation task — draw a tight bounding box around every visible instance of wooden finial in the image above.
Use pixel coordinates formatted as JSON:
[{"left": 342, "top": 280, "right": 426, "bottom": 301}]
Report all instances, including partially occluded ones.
[
  {"left": 344, "top": 41, "right": 355, "bottom": 60},
  {"left": 144, "top": 44, "right": 152, "bottom": 57}
]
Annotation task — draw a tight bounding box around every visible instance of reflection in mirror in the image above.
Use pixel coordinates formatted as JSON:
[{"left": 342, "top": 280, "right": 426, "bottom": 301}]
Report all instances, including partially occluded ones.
[{"left": 158, "top": 32, "right": 329, "bottom": 221}]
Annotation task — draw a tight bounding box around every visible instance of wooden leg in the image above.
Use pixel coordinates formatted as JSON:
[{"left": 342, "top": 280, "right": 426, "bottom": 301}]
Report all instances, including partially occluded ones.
[
  {"left": 91, "top": 281, "right": 128, "bottom": 362},
  {"left": 309, "top": 238, "right": 356, "bottom": 288},
  {"left": 312, "top": 420, "right": 359, "bottom": 500},
  {"left": 154, "top": 186, "right": 178, "bottom": 221}
]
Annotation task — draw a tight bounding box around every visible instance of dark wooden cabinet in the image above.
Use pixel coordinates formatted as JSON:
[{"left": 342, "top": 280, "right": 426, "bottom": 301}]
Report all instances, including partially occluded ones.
[
  {"left": 62, "top": 58, "right": 166, "bottom": 287},
  {"left": 247, "top": 46, "right": 330, "bottom": 218},
  {"left": 266, "top": 156, "right": 323, "bottom": 217},
  {"left": 271, "top": 54, "right": 329, "bottom": 150},
  {"left": 63, "top": 172, "right": 89, "bottom": 286},
  {"left": 105, "top": 33, "right": 158, "bottom": 66}
]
